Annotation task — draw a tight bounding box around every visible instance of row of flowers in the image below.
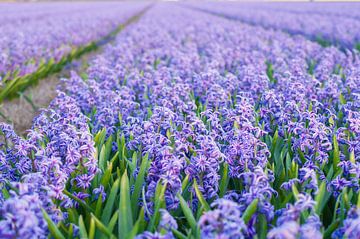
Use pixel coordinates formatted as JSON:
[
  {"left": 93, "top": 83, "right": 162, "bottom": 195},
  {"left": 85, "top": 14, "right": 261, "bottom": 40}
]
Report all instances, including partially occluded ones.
[{"left": 185, "top": 2, "right": 360, "bottom": 49}]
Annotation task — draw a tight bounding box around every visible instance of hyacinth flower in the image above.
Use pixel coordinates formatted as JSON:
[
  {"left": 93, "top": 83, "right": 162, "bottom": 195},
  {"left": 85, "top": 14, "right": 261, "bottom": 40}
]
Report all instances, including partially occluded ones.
[
  {"left": 0, "top": 173, "right": 62, "bottom": 239},
  {"left": 268, "top": 194, "right": 322, "bottom": 239},
  {"left": 0, "top": 92, "right": 98, "bottom": 237},
  {"left": 136, "top": 209, "right": 178, "bottom": 239},
  {"left": 199, "top": 199, "right": 248, "bottom": 238}
]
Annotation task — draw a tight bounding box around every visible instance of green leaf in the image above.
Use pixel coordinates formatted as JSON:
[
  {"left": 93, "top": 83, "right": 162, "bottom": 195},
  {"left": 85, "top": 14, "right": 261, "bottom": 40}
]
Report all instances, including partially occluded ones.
[
  {"left": 108, "top": 212, "right": 119, "bottom": 233},
  {"left": 242, "top": 199, "right": 258, "bottom": 224},
  {"left": 219, "top": 163, "right": 229, "bottom": 198},
  {"left": 89, "top": 216, "right": 96, "bottom": 239},
  {"left": 193, "top": 179, "right": 210, "bottom": 211},
  {"left": 178, "top": 193, "right": 198, "bottom": 234},
  {"left": 350, "top": 150, "right": 356, "bottom": 164},
  {"left": 172, "top": 228, "right": 188, "bottom": 239},
  {"left": 128, "top": 207, "right": 145, "bottom": 239},
  {"left": 68, "top": 223, "right": 74, "bottom": 239},
  {"left": 315, "top": 181, "right": 328, "bottom": 214},
  {"left": 182, "top": 174, "right": 190, "bottom": 192},
  {"left": 119, "top": 171, "right": 133, "bottom": 239},
  {"left": 291, "top": 184, "right": 299, "bottom": 200},
  {"left": 95, "top": 196, "right": 103, "bottom": 218},
  {"left": 100, "top": 161, "right": 114, "bottom": 189},
  {"left": 78, "top": 216, "right": 88, "bottom": 239},
  {"left": 333, "top": 134, "right": 340, "bottom": 171},
  {"left": 99, "top": 145, "right": 107, "bottom": 172},
  {"left": 131, "top": 153, "right": 149, "bottom": 217},
  {"left": 41, "top": 208, "right": 65, "bottom": 239},
  {"left": 339, "top": 93, "right": 346, "bottom": 105},
  {"left": 324, "top": 219, "right": 340, "bottom": 239},
  {"left": 128, "top": 151, "right": 138, "bottom": 174},
  {"left": 147, "top": 182, "right": 167, "bottom": 231},
  {"left": 91, "top": 213, "right": 116, "bottom": 239},
  {"left": 257, "top": 214, "right": 267, "bottom": 239},
  {"left": 94, "top": 128, "right": 107, "bottom": 148},
  {"left": 102, "top": 178, "right": 120, "bottom": 225}
]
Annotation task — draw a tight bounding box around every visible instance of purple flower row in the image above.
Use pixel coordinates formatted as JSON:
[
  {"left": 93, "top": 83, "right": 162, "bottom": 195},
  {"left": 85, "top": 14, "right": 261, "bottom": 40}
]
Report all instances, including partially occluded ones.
[
  {"left": 185, "top": 2, "right": 360, "bottom": 48},
  {"left": 0, "top": 2, "right": 147, "bottom": 77}
]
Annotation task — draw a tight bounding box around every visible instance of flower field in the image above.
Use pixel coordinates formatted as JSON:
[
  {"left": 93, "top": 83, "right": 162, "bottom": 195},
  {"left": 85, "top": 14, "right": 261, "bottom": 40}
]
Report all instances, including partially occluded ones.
[{"left": 0, "top": 2, "right": 359, "bottom": 239}]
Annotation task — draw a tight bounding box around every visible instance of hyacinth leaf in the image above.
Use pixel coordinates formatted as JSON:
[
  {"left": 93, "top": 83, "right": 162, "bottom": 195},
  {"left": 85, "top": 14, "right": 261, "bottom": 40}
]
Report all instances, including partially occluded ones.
[
  {"left": 100, "top": 161, "right": 114, "bottom": 189},
  {"left": 68, "top": 223, "right": 74, "bottom": 239},
  {"left": 118, "top": 171, "right": 133, "bottom": 239},
  {"left": 131, "top": 153, "right": 149, "bottom": 217},
  {"left": 67, "top": 208, "right": 78, "bottom": 225},
  {"left": 64, "top": 190, "right": 94, "bottom": 213},
  {"left": 242, "top": 198, "right": 259, "bottom": 224},
  {"left": 105, "top": 135, "right": 113, "bottom": 157},
  {"left": 89, "top": 216, "right": 96, "bottom": 239},
  {"left": 182, "top": 174, "right": 190, "bottom": 192},
  {"left": 343, "top": 188, "right": 350, "bottom": 210},
  {"left": 178, "top": 193, "right": 198, "bottom": 236},
  {"left": 339, "top": 93, "right": 346, "bottom": 105},
  {"left": 1, "top": 187, "right": 10, "bottom": 200},
  {"left": 91, "top": 213, "right": 116, "bottom": 239},
  {"left": 257, "top": 214, "right": 267, "bottom": 239},
  {"left": 108, "top": 212, "right": 119, "bottom": 233},
  {"left": 118, "top": 134, "right": 127, "bottom": 171},
  {"left": 196, "top": 204, "right": 205, "bottom": 221},
  {"left": 148, "top": 182, "right": 167, "bottom": 231},
  {"left": 79, "top": 216, "right": 88, "bottom": 239},
  {"left": 291, "top": 184, "right": 299, "bottom": 200},
  {"left": 95, "top": 196, "right": 103, "bottom": 219},
  {"left": 315, "top": 181, "right": 326, "bottom": 214},
  {"left": 127, "top": 151, "right": 138, "bottom": 174},
  {"left": 172, "top": 228, "right": 188, "bottom": 239},
  {"left": 99, "top": 136, "right": 113, "bottom": 172},
  {"left": 94, "top": 128, "right": 107, "bottom": 148},
  {"left": 219, "top": 163, "right": 229, "bottom": 198},
  {"left": 41, "top": 208, "right": 65, "bottom": 239},
  {"left": 332, "top": 134, "right": 340, "bottom": 171},
  {"left": 128, "top": 207, "right": 145, "bottom": 239},
  {"left": 315, "top": 181, "right": 332, "bottom": 215},
  {"left": 99, "top": 145, "right": 108, "bottom": 172},
  {"left": 349, "top": 150, "right": 355, "bottom": 164},
  {"left": 193, "top": 179, "right": 211, "bottom": 211},
  {"left": 102, "top": 178, "right": 120, "bottom": 225},
  {"left": 332, "top": 196, "right": 341, "bottom": 222},
  {"left": 324, "top": 219, "right": 340, "bottom": 239}
]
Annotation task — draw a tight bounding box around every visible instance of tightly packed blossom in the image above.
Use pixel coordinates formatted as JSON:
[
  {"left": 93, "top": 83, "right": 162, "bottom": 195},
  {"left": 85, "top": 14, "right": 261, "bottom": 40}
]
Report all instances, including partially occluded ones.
[
  {"left": 1, "top": 2, "right": 360, "bottom": 239},
  {"left": 199, "top": 199, "right": 248, "bottom": 238},
  {"left": 0, "top": 93, "right": 97, "bottom": 236}
]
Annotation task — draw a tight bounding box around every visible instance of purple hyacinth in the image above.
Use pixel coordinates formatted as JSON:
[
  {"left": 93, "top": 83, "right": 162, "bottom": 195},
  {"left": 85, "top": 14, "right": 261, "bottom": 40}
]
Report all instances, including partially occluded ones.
[{"left": 199, "top": 199, "right": 248, "bottom": 239}]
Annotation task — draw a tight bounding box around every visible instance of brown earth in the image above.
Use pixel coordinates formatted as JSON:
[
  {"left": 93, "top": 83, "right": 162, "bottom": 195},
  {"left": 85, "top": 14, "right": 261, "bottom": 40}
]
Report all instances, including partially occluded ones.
[{"left": 0, "top": 55, "right": 93, "bottom": 135}]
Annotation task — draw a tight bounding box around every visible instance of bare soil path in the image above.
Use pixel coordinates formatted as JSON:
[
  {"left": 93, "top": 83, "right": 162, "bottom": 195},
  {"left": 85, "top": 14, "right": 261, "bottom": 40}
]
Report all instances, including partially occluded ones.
[{"left": 0, "top": 6, "right": 151, "bottom": 135}]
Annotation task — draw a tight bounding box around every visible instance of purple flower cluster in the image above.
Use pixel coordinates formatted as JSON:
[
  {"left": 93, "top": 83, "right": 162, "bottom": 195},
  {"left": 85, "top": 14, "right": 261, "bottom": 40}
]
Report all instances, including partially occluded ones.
[
  {"left": 268, "top": 194, "right": 322, "bottom": 239},
  {"left": 0, "top": 173, "right": 62, "bottom": 238},
  {"left": 199, "top": 199, "right": 248, "bottom": 238},
  {"left": 0, "top": 92, "right": 97, "bottom": 236}
]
